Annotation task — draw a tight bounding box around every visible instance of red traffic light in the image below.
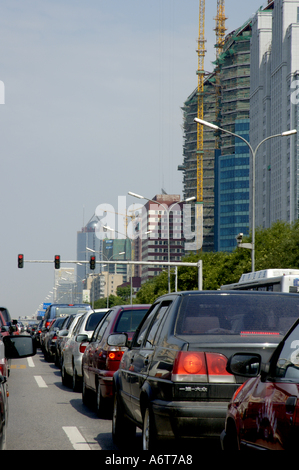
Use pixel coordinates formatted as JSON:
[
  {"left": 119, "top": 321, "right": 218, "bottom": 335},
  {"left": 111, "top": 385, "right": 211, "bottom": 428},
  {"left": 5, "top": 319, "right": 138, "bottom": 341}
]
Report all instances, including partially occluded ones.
[
  {"left": 18, "top": 254, "right": 24, "bottom": 268},
  {"left": 90, "top": 255, "right": 96, "bottom": 270},
  {"left": 54, "top": 255, "right": 60, "bottom": 269}
]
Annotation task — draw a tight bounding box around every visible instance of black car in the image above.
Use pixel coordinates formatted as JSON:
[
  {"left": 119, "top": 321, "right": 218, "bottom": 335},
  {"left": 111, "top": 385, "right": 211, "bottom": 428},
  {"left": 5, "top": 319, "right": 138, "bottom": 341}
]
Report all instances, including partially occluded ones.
[{"left": 112, "top": 290, "right": 299, "bottom": 450}]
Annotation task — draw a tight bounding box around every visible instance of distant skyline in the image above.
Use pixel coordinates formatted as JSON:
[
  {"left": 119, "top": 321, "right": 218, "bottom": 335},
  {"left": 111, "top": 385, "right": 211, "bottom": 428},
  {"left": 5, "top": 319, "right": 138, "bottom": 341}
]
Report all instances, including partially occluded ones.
[{"left": 0, "top": 0, "right": 267, "bottom": 318}]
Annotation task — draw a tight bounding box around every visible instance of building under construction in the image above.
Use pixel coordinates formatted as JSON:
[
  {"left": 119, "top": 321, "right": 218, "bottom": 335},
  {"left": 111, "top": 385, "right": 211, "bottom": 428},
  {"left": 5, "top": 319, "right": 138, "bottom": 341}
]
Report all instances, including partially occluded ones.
[{"left": 180, "top": 5, "right": 271, "bottom": 252}]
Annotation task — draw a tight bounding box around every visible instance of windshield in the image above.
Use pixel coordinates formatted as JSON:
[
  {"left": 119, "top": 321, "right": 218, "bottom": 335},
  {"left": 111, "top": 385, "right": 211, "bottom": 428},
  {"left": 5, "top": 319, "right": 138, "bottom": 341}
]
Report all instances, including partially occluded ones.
[{"left": 176, "top": 293, "right": 299, "bottom": 336}]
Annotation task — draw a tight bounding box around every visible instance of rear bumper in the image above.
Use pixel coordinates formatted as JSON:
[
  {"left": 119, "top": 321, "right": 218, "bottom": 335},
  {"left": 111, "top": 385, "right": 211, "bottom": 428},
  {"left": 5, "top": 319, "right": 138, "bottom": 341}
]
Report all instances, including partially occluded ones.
[{"left": 152, "top": 400, "right": 229, "bottom": 440}]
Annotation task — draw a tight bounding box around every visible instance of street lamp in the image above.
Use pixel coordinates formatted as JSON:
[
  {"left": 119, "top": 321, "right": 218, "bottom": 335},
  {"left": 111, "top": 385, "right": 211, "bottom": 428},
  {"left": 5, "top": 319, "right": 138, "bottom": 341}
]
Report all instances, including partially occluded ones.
[
  {"left": 103, "top": 225, "right": 134, "bottom": 304},
  {"left": 128, "top": 191, "right": 196, "bottom": 293},
  {"left": 87, "top": 246, "right": 125, "bottom": 307},
  {"left": 194, "top": 117, "right": 297, "bottom": 272}
]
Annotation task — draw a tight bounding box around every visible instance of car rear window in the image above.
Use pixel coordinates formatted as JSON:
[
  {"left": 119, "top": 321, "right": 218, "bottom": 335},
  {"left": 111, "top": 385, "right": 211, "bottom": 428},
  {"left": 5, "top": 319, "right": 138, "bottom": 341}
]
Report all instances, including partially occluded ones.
[
  {"left": 176, "top": 293, "right": 299, "bottom": 336},
  {"left": 85, "top": 312, "right": 107, "bottom": 331},
  {"left": 114, "top": 309, "right": 149, "bottom": 333},
  {"left": 53, "top": 306, "right": 89, "bottom": 318}
]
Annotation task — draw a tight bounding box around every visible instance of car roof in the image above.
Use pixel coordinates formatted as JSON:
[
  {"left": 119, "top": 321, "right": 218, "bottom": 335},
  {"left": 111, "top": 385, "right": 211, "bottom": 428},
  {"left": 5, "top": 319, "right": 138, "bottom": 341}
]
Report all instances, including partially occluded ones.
[{"left": 156, "top": 290, "right": 299, "bottom": 298}]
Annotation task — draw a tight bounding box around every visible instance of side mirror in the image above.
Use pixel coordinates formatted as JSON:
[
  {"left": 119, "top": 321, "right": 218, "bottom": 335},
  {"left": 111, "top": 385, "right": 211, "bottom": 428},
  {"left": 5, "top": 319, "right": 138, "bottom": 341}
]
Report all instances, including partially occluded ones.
[
  {"left": 76, "top": 334, "right": 89, "bottom": 343},
  {"left": 58, "top": 330, "right": 69, "bottom": 337},
  {"left": 226, "top": 353, "right": 261, "bottom": 378},
  {"left": 4, "top": 335, "right": 36, "bottom": 359},
  {"left": 107, "top": 333, "right": 128, "bottom": 347}
]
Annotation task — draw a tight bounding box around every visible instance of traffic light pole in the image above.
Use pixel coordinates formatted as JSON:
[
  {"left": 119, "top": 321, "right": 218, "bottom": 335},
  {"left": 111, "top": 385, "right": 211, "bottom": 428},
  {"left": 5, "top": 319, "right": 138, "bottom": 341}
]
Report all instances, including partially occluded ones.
[{"left": 18, "top": 258, "right": 203, "bottom": 290}]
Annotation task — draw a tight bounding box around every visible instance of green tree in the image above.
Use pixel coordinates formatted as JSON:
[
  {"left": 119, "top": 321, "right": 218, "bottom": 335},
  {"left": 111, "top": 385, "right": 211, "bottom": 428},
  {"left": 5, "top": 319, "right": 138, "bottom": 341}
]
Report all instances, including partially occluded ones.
[
  {"left": 135, "top": 220, "right": 299, "bottom": 305},
  {"left": 93, "top": 294, "right": 127, "bottom": 309},
  {"left": 116, "top": 285, "right": 131, "bottom": 302}
]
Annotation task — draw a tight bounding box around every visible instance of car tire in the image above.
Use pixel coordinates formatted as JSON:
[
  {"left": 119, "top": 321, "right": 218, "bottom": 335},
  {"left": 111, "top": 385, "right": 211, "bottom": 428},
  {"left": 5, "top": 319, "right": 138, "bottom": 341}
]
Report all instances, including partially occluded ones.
[
  {"left": 112, "top": 391, "right": 136, "bottom": 449},
  {"left": 223, "top": 422, "right": 240, "bottom": 450},
  {"left": 0, "top": 416, "right": 6, "bottom": 451},
  {"left": 96, "top": 382, "right": 106, "bottom": 418},
  {"left": 82, "top": 375, "right": 91, "bottom": 406},
  {"left": 61, "top": 359, "right": 71, "bottom": 387},
  {"left": 72, "top": 367, "right": 81, "bottom": 392},
  {"left": 142, "top": 406, "right": 157, "bottom": 451}
]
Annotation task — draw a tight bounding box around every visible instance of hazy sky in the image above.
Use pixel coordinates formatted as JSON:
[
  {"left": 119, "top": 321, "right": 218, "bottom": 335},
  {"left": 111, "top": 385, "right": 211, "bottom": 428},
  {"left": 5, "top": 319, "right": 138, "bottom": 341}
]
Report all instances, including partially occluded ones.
[{"left": 0, "top": 0, "right": 266, "bottom": 318}]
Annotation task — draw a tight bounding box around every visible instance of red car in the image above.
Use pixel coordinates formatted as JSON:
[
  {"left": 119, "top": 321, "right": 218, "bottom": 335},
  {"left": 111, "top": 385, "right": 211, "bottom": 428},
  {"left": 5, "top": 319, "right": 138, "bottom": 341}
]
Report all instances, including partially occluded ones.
[
  {"left": 221, "top": 317, "right": 299, "bottom": 450},
  {"left": 82, "top": 304, "right": 150, "bottom": 417}
]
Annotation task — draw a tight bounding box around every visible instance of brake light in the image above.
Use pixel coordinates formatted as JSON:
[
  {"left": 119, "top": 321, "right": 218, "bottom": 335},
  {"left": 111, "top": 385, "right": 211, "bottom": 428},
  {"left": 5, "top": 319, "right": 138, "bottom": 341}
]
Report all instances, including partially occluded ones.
[
  {"left": 108, "top": 351, "right": 124, "bottom": 361},
  {"left": 106, "top": 349, "right": 125, "bottom": 371},
  {"left": 79, "top": 343, "right": 88, "bottom": 354},
  {"left": 172, "top": 352, "right": 207, "bottom": 382},
  {"left": 206, "top": 353, "right": 234, "bottom": 383},
  {"left": 172, "top": 352, "right": 235, "bottom": 383},
  {"left": 241, "top": 331, "right": 279, "bottom": 336}
]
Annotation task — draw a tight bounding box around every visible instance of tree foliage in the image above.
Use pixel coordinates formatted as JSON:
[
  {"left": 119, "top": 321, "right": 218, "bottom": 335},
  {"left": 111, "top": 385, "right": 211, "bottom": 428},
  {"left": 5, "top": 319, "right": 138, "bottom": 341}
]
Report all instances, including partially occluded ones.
[{"left": 135, "top": 220, "right": 299, "bottom": 305}]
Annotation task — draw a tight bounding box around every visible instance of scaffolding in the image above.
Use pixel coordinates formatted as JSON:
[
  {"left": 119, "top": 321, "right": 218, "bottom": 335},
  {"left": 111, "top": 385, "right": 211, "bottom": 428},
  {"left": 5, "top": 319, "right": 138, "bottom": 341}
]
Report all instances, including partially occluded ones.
[{"left": 181, "top": 13, "right": 254, "bottom": 251}]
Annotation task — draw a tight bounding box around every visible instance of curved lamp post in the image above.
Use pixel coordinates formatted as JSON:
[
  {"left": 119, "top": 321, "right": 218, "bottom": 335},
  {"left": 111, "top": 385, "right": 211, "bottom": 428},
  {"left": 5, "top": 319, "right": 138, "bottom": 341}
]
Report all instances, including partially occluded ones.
[{"left": 194, "top": 117, "right": 297, "bottom": 272}]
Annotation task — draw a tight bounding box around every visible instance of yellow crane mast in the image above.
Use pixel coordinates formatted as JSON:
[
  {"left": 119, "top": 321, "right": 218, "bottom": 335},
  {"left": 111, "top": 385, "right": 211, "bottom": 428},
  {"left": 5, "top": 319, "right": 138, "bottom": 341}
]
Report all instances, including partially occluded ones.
[
  {"left": 196, "top": 0, "right": 206, "bottom": 204},
  {"left": 194, "top": 0, "right": 206, "bottom": 251},
  {"left": 215, "top": 0, "right": 226, "bottom": 59}
]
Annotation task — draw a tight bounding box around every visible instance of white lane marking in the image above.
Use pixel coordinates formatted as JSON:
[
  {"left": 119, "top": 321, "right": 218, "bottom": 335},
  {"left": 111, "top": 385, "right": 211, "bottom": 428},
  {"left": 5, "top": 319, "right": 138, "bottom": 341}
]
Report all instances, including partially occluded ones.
[
  {"left": 34, "top": 376, "right": 48, "bottom": 388},
  {"left": 27, "top": 357, "right": 35, "bottom": 368},
  {"left": 62, "top": 426, "right": 91, "bottom": 450}
]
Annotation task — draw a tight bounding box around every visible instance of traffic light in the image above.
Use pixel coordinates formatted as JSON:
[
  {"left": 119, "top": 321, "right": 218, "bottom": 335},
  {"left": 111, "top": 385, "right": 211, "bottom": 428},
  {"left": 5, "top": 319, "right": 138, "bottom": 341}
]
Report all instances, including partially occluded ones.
[
  {"left": 90, "top": 255, "right": 96, "bottom": 270},
  {"left": 54, "top": 255, "right": 60, "bottom": 269},
  {"left": 18, "top": 254, "right": 24, "bottom": 268}
]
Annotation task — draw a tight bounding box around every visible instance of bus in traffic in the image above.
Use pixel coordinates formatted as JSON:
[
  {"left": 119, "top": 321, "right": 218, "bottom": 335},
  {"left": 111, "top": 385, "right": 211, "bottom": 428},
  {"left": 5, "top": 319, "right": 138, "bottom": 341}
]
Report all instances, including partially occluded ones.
[{"left": 220, "top": 269, "right": 299, "bottom": 293}]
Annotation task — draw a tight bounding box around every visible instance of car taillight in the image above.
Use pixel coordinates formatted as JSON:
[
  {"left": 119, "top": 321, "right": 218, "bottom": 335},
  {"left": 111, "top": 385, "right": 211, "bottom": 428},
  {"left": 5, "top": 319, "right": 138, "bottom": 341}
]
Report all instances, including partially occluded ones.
[
  {"left": 106, "top": 349, "right": 125, "bottom": 371},
  {"left": 172, "top": 351, "right": 235, "bottom": 384},
  {"left": 108, "top": 351, "right": 124, "bottom": 361},
  {"left": 172, "top": 352, "right": 207, "bottom": 382},
  {"left": 205, "top": 352, "right": 233, "bottom": 383},
  {"left": 79, "top": 343, "right": 88, "bottom": 354}
]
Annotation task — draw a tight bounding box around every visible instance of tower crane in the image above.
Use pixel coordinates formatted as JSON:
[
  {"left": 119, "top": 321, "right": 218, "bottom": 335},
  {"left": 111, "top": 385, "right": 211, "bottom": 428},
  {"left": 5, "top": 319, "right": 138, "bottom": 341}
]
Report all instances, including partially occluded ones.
[
  {"left": 196, "top": 0, "right": 206, "bottom": 206},
  {"left": 195, "top": 0, "right": 206, "bottom": 250}
]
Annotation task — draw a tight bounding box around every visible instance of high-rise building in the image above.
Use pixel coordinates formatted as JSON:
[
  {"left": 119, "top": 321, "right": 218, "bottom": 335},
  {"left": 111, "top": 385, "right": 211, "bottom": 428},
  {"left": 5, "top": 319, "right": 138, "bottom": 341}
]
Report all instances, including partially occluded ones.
[
  {"left": 76, "top": 215, "right": 103, "bottom": 301},
  {"left": 181, "top": 0, "right": 299, "bottom": 252},
  {"left": 250, "top": 0, "right": 298, "bottom": 228},
  {"left": 137, "top": 194, "right": 186, "bottom": 283}
]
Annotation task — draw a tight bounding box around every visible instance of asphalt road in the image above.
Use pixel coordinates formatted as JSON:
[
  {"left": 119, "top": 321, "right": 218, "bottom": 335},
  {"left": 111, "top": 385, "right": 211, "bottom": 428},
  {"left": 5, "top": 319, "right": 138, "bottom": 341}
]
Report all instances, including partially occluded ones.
[
  {"left": 6, "top": 350, "right": 120, "bottom": 451},
  {"left": 5, "top": 349, "right": 221, "bottom": 454}
]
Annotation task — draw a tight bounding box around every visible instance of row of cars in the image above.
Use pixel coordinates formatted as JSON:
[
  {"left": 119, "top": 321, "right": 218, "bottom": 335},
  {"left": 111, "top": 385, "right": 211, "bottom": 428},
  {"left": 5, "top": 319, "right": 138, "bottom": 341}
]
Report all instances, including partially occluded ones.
[{"left": 37, "top": 291, "right": 299, "bottom": 451}]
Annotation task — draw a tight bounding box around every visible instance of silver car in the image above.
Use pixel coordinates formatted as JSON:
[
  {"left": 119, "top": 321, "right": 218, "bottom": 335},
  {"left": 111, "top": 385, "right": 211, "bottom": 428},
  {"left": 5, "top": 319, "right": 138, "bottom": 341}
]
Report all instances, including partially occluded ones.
[
  {"left": 61, "top": 309, "right": 108, "bottom": 391},
  {"left": 59, "top": 313, "right": 85, "bottom": 371}
]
